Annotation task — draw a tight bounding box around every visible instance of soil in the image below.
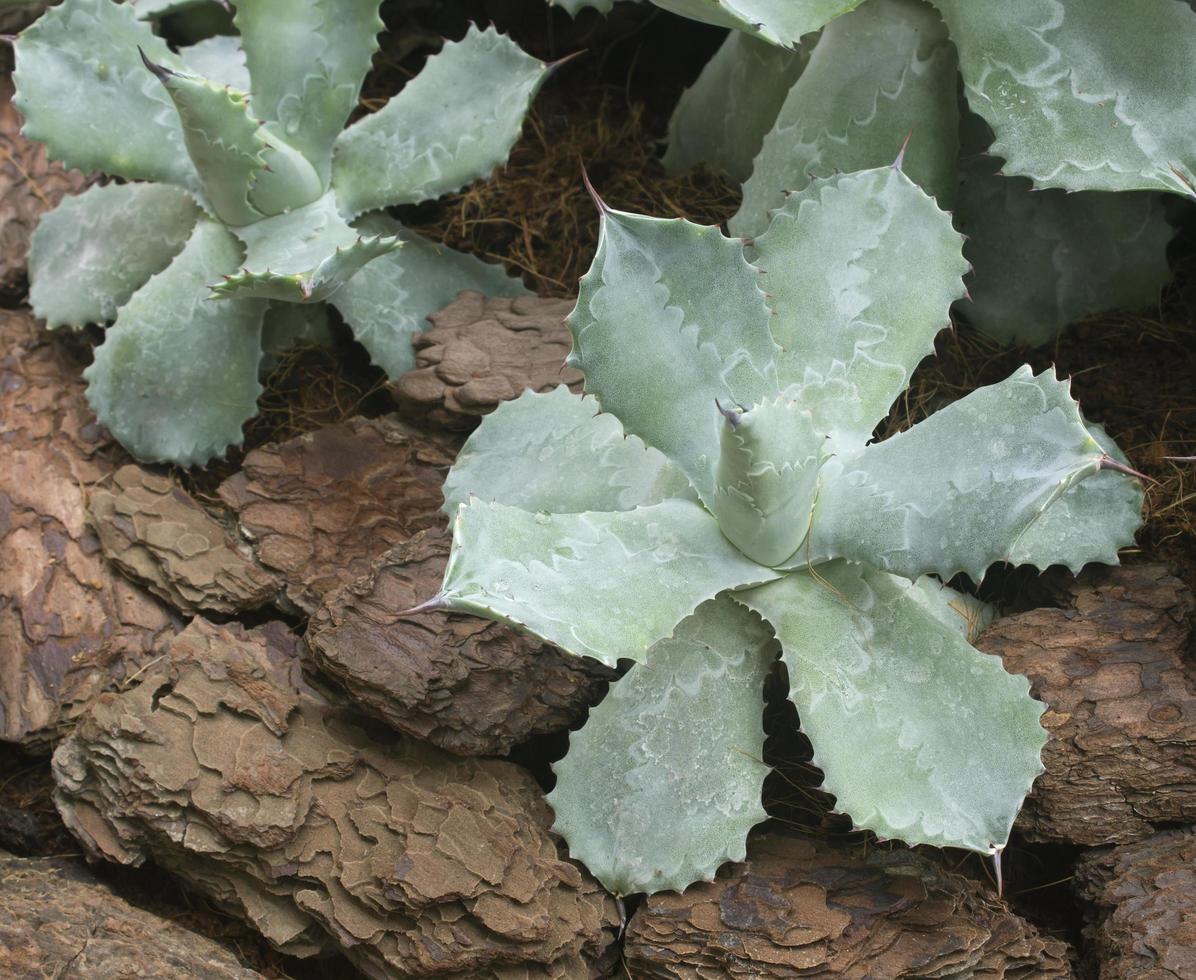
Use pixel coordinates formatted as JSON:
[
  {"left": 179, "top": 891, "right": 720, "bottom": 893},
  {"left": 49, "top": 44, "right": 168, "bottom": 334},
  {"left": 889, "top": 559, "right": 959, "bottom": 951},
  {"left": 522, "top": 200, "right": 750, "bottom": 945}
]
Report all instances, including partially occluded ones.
[{"left": 2, "top": 1, "right": 1195, "bottom": 977}]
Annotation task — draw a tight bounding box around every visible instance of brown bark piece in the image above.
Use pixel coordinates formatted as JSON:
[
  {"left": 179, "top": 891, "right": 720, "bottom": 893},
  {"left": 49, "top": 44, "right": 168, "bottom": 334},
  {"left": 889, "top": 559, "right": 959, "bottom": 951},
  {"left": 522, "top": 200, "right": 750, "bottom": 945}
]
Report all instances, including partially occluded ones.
[
  {"left": 0, "top": 75, "right": 90, "bottom": 297},
  {"left": 307, "top": 527, "right": 614, "bottom": 756},
  {"left": 0, "top": 310, "right": 180, "bottom": 750},
  {"left": 217, "top": 415, "right": 456, "bottom": 613},
  {"left": 0, "top": 851, "right": 265, "bottom": 979},
  {"left": 625, "top": 835, "right": 1073, "bottom": 979},
  {"left": 52, "top": 617, "right": 619, "bottom": 978},
  {"left": 1073, "top": 829, "right": 1196, "bottom": 980},
  {"left": 89, "top": 464, "right": 279, "bottom": 615},
  {"left": 393, "top": 291, "right": 581, "bottom": 430},
  {"left": 977, "top": 564, "right": 1196, "bottom": 846}
]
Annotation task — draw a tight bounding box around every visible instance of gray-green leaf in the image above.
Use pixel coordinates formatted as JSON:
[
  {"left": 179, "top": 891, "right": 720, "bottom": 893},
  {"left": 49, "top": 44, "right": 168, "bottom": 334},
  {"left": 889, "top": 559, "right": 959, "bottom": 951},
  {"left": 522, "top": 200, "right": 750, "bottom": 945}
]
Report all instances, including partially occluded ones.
[
  {"left": 332, "top": 25, "right": 551, "bottom": 217},
  {"left": 649, "top": 0, "right": 862, "bottom": 47},
  {"left": 751, "top": 166, "right": 967, "bottom": 450},
  {"left": 440, "top": 499, "right": 779, "bottom": 667},
  {"left": 29, "top": 183, "right": 200, "bottom": 329},
  {"left": 549, "top": 595, "right": 773, "bottom": 895},
  {"left": 442, "top": 386, "right": 695, "bottom": 517},
  {"left": 740, "top": 562, "right": 1046, "bottom": 852},
  {"left": 178, "top": 35, "right": 250, "bottom": 91},
  {"left": 568, "top": 204, "right": 779, "bottom": 504},
  {"left": 731, "top": 0, "right": 959, "bottom": 238},
  {"left": 84, "top": 220, "right": 267, "bottom": 466}
]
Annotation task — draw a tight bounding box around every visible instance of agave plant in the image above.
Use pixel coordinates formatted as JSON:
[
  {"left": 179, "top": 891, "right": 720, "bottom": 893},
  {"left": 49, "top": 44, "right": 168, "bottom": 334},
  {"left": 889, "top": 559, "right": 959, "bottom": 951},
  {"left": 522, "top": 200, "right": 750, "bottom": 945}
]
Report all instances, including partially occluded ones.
[
  {"left": 659, "top": 0, "right": 1193, "bottom": 345},
  {"left": 416, "top": 163, "right": 1145, "bottom": 896},
  {"left": 14, "top": 0, "right": 556, "bottom": 464}
]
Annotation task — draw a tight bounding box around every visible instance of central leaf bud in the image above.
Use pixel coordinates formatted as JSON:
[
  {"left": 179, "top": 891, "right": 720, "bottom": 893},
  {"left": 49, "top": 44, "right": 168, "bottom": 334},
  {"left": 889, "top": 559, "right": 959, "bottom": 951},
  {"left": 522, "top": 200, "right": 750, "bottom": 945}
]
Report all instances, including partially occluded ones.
[{"left": 711, "top": 397, "right": 827, "bottom": 567}]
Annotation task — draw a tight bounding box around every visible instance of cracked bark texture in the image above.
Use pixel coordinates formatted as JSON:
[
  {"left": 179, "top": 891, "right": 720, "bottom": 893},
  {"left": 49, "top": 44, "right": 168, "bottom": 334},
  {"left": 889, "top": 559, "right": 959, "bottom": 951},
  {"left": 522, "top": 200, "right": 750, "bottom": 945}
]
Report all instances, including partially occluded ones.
[
  {"left": 0, "top": 310, "right": 180, "bottom": 750},
  {"left": 0, "top": 75, "right": 90, "bottom": 296},
  {"left": 977, "top": 564, "right": 1196, "bottom": 846},
  {"left": 89, "top": 464, "right": 279, "bottom": 615},
  {"left": 217, "top": 416, "right": 455, "bottom": 613},
  {"left": 393, "top": 291, "right": 581, "bottom": 430},
  {"left": 1074, "top": 828, "right": 1196, "bottom": 980},
  {"left": 0, "top": 851, "right": 265, "bottom": 979},
  {"left": 51, "top": 617, "right": 620, "bottom": 979},
  {"left": 306, "top": 527, "right": 615, "bottom": 756},
  {"left": 624, "top": 835, "right": 1073, "bottom": 979}
]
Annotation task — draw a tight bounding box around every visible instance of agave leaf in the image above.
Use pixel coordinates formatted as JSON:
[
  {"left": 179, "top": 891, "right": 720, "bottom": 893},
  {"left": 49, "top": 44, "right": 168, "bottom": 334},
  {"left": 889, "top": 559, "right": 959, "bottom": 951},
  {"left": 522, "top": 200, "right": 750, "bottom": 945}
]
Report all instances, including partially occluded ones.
[
  {"left": 907, "top": 577, "right": 994, "bottom": 644},
  {"left": 178, "top": 35, "right": 250, "bottom": 91},
  {"left": 29, "top": 183, "right": 200, "bottom": 329},
  {"left": 802, "top": 366, "right": 1108, "bottom": 582},
  {"left": 1006, "top": 421, "right": 1143, "bottom": 573},
  {"left": 550, "top": 0, "right": 619, "bottom": 14},
  {"left": 731, "top": 0, "right": 959, "bottom": 239},
  {"left": 933, "top": 0, "right": 1196, "bottom": 195},
  {"left": 751, "top": 167, "right": 967, "bottom": 449},
  {"left": 549, "top": 595, "right": 773, "bottom": 896},
  {"left": 260, "top": 302, "right": 333, "bottom": 373},
  {"left": 740, "top": 562, "right": 1046, "bottom": 853},
  {"left": 662, "top": 30, "right": 808, "bottom": 183},
  {"left": 131, "top": 0, "right": 215, "bottom": 17},
  {"left": 568, "top": 205, "right": 778, "bottom": 504},
  {"left": 440, "top": 499, "right": 780, "bottom": 667},
  {"left": 329, "top": 213, "right": 528, "bottom": 378},
  {"left": 13, "top": 0, "right": 199, "bottom": 190},
  {"left": 84, "top": 220, "right": 267, "bottom": 467},
  {"left": 955, "top": 161, "right": 1173, "bottom": 346},
  {"left": 213, "top": 192, "right": 400, "bottom": 303},
  {"left": 234, "top": 0, "right": 383, "bottom": 184},
  {"left": 649, "top": 0, "right": 861, "bottom": 47},
  {"left": 442, "top": 386, "right": 696, "bottom": 517},
  {"left": 333, "top": 25, "right": 551, "bottom": 218},
  {"left": 713, "top": 397, "right": 827, "bottom": 566}
]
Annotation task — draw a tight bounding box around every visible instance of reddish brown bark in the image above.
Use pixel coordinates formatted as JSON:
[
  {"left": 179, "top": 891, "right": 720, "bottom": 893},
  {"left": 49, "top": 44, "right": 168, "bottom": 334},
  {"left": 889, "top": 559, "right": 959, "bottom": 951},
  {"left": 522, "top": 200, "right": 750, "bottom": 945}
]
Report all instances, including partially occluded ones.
[
  {"left": 977, "top": 564, "right": 1196, "bottom": 846},
  {"left": 624, "top": 835, "right": 1073, "bottom": 978},
  {"left": 306, "top": 527, "right": 614, "bottom": 756},
  {"left": 393, "top": 291, "right": 581, "bottom": 430},
  {"left": 0, "top": 311, "right": 179, "bottom": 750}
]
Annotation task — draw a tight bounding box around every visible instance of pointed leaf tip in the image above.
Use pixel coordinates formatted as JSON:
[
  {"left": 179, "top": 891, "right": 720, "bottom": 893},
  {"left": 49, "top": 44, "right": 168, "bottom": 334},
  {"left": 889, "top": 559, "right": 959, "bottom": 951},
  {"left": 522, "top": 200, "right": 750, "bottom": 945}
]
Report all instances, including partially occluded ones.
[
  {"left": 715, "top": 398, "right": 742, "bottom": 427},
  {"left": 137, "top": 45, "right": 176, "bottom": 83},
  {"left": 398, "top": 595, "right": 448, "bottom": 617},
  {"left": 892, "top": 130, "right": 913, "bottom": 172},
  {"left": 1098, "top": 454, "right": 1154, "bottom": 484},
  {"left": 579, "top": 161, "right": 610, "bottom": 215},
  {"left": 547, "top": 48, "right": 587, "bottom": 72}
]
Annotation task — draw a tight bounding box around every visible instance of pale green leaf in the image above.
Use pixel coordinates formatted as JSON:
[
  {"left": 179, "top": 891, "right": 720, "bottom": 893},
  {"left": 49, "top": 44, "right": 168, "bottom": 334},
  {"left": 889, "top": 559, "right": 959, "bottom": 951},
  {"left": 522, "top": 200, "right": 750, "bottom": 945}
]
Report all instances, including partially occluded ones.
[
  {"left": 662, "top": 30, "right": 808, "bottom": 183},
  {"left": 329, "top": 213, "right": 527, "bottom": 378},
  {"left": 29, "top": 183, "right": 199, "bottom": 329},
  {"left": 234, "top": 0, "right": 383, "bottom": 184},
  {"left": 333, "top": 25, "right": 550, "bottom": 218},
  {"left": 260, "top": 302, "right": 333, "bottom": 373},
  {"left": 803, "top": 366, "right": 1108, "bottom": 581},
  {"left": 739, "top": 562, "right": 1046, "bottom": 852},
  {"left": 955, "top": 161, "right": 1173, "bottom": 346},
  {"left": 712, "top": 396, "right": 826, "bottom": 566},
  {"left": 933, "top": 0, "right": 1196, "bottom": 194},
  {"left": 731, "top": 0, "right": 959, "bottom": 239},
  {"left": 83, "top": 220, "right": 268, "bottom": 467},
  {"left": 549, "top": 595, "right": 773, "bottom": 895},
  {"left": 13, "top": 0, "right": 199, "bottom": 189},
  {"left": 442, "top": 386, "right": 696, "bottom": 517},
  {"left": 906, "top": 577, "right": 994, "bottom": 644},
  {"left": 751, "top": 167, "right": 967, "bottom": 449},
  {"left": 131, "top": 0, "right": 214, "bottom": 17},
  {"left": 178, "top": 35, "right": 250, "bottom": 91},
  {"left": 1006, "top": 421, "right": 1143, "bottom": 573},
  {"left": 568, "top": 205, "right": 778, "bottom": 503},
  {"left": 550, "top": 0, "right": 621, "bottom": 14},
  {"left": 214, "top": 192, "right": 400, "bottom": 303},
  {"left": 440, "top": 499, "right": 780, "bottom": 667},
  {"left": 649, "top": 0, "right": 862, "bottom": 47}
]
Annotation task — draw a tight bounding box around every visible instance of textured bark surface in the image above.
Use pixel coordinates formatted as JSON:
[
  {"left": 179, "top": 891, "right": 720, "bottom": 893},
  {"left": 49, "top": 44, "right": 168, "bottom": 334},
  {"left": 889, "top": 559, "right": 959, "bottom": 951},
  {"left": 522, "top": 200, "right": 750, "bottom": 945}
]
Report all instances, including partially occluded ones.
[
  {"left": 90, "top": 464, "right": 279, "bottom": 615},
  {"left": 0, "top": 851, "right": 265, "bottom": 979},
  {"left": 217, "top": 415, "right": 455, "bottom": 613},
  {"left": 977, "top": 564, "right": 1196, "bottom": 846},
  {"left": 0, "top": 310, "right": 180, "bottom": 750},
  {"left": 393, "top": 291, "right": 581, "bottom": 430},
  {"left": 306, "top": 527, "right": 615, "bottom": 756},
  {"left": 52, "top": 617, "right": 619, "bottom": 979},
  {"left": 624, "top": 835, "right": 1073, "bottom": 979},
  {"left": 0, "top": 74, "right": 90, "bottom": 296},
  {"left": 1074, "top": 828, "right": 1196, "bottom": 980}
]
